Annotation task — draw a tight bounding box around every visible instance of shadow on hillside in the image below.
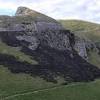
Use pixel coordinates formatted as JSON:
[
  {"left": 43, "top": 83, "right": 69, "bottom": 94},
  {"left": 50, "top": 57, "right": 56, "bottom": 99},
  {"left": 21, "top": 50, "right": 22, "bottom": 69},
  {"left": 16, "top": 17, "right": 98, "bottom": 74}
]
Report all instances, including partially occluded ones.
[{"left": 0, "top": 44, "right": 100, "bottom": 83}]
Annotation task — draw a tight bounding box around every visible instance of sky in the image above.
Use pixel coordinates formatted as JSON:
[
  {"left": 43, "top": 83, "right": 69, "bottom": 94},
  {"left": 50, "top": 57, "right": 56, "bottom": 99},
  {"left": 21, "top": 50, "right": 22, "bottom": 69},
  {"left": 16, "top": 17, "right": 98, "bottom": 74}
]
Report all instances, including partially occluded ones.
[{"left": 0, "top": 0, "right": 100, "bottom": 23}]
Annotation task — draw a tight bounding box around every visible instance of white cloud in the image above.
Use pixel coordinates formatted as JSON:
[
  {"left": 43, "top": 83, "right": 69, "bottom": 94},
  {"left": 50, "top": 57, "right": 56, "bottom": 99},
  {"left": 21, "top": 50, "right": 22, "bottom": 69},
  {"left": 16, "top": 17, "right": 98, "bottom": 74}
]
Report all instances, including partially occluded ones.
[{"left": 0, "top": 0, "right": 100, "bottom": 23}]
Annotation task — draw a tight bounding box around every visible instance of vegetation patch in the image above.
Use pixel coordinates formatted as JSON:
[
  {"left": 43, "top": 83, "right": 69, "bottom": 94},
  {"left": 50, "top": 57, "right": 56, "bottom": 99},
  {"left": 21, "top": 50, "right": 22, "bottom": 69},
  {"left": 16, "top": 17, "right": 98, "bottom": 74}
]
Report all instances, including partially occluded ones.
[{"left": 5, "top": 80, "right": 100, "bottom": 100}]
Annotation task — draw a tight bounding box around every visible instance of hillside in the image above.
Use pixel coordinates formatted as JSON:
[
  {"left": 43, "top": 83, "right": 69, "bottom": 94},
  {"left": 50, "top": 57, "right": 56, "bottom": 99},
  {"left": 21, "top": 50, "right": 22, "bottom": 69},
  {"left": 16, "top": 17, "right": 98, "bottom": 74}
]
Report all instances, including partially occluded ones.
[
  {"left": 5, "top": 80, "right": 100, "bottom": 100},
  {"left": 15, "top": 7, "right": 58, "bottom": 23},
  {"left": 59, "top": 20, "right": 100, "bottom": 42},
  {"left": 0, "top": 7, "right": 66, "bottom": 99},
  {"left": 0, "top": 7, "right": 100, "bottom": 100},
  {"left": 59, "top": 20, "right": 100, "bottom": 67}
]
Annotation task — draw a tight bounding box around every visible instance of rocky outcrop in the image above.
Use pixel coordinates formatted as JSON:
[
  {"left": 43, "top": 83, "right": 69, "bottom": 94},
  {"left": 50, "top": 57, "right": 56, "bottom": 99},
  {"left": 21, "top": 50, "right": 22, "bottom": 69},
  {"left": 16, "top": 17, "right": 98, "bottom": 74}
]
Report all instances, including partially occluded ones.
[
  {"left": 73, "top": 35, "right": 100, "bottom": 59},
  {"left": 74, "top": 37, "right": 88, "bottom": 59},
  {"left": 0, "top": 7, "right": 99, "bottom": 60},
  {"left": 0, "top": 7, "right": 71, "bottom": 51},
  {"left": 15, "top": 7, "right": 37, "bottom": 16}
]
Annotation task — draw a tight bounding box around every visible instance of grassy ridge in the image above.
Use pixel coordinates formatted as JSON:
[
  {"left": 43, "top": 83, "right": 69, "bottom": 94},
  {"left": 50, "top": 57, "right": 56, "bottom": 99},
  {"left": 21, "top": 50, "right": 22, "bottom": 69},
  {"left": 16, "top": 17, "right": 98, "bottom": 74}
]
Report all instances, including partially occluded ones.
[{"left": 59, "top": 20, "right": 100, "bottom": 42}]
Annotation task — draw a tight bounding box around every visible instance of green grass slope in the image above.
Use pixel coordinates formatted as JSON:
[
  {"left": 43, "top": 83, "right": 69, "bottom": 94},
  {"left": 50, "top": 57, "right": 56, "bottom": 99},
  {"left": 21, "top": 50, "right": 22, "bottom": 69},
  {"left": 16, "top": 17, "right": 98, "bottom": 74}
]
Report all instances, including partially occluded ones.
[
  {"left": 0, "top": 41, "right": 38, "bottom": 64},
  {"left": 88, "top": 51, "right": 100, "bottom": 68},
  {"left": 0, "top": 63, "right": 100, "bottom": 100},
  {"left": 4, "top": 79, "right": 100, "bottom": 100},
  {"left": 0, "top": 42, "right": 56, "bottom": 99},
  {"left": 0, "top": 41, "right": 63, "bottom": 100},
  {"left": 0, "top": 66, "right": 57, "bottom": 99},
  {"left": 0, "top": 41, "right": 62, "bottom": 99},
  {"left": 59, "top": 20, "right": 100, "bottom": 42}
]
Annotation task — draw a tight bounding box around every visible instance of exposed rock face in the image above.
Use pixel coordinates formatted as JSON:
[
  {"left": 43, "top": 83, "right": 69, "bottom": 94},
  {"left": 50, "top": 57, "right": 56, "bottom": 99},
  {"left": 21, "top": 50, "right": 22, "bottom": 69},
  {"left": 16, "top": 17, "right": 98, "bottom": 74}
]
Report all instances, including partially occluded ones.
[
  {"left": 96, "top": 42, "right": 100, "bottom": 54},
  {"left": 15, "top": 7, "right": 36, "bottom": 16},
  {"left": 0, "top": 6, "right": 100, "bottom": 83},
  {"left": 74, "top": 36, "right": 99, "bottom": 59},
  {"left": 74, "top": 37, "right": 88, "bottom": 59},
  {"left": 16, "top": 35, "right": 39, "bottom": 50},
  {"left": 0, "top": 7, "right": 71, "bottom": 51},
  {"left": 0, "top": 7, "right": 98, "bottom": 59}
]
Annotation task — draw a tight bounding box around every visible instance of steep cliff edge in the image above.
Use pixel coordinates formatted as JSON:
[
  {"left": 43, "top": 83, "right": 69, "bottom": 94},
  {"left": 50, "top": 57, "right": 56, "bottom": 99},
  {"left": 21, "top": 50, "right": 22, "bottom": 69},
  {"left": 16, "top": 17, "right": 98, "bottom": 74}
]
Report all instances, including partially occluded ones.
[{"left": 0, "top": 7, "right": 100, "bottom": 83}]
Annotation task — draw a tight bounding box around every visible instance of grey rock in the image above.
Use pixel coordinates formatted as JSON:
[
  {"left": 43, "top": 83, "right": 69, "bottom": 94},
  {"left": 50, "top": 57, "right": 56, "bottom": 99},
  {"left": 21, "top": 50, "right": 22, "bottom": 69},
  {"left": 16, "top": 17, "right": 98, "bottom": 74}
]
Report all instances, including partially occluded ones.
[
  {"left": 74, "top": 36, "right": 99, "bottom": 59},
  {"left": 74, "top": 37, "right": 88, "bottom": 59},
  {"left": 15, "top": 6, "right": 37, "bottom": 16},
  {"left": 16, "top": 35, "right": 39, "bottom": 50}
]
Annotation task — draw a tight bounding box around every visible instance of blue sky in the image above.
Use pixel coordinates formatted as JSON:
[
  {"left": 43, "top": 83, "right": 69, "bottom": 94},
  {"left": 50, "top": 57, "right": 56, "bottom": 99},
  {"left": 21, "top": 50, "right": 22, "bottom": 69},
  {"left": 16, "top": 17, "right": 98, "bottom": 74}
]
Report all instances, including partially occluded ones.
[{"left": 0, "top": 0, "right": 100, "bottom": 23}]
